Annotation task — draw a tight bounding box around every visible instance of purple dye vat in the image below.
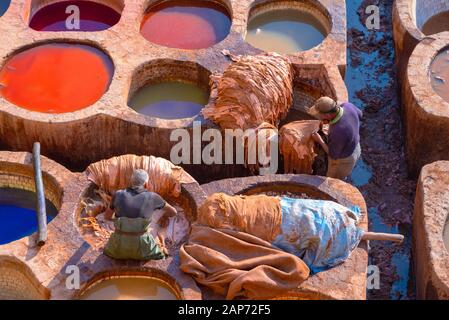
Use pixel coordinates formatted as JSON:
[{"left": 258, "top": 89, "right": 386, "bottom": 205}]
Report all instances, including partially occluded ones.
[{"left": 29, "top": 0, "right": 121, "bottom": 31}]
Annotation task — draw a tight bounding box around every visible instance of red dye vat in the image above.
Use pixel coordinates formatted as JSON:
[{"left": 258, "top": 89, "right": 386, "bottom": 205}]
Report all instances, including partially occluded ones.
[
  {"left": 0, "top": 43, "right": 114, "bottom": 113},
  {"left": 140, "top": 0, "right": 231, "bottom": 49},
  {"left": 30, "top": 0, "right": 121, "bottom": 31}
]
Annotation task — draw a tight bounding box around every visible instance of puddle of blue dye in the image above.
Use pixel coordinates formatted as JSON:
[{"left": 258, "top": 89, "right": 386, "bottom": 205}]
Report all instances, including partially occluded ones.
[
  {"left": 351, "top": 159, "right": 372, "bottom": 187},
  {"left": 369, "top": 207, "right": 399, "bottom": 234},
  {"left": 0, "top": 205, "right": 55, "bottom": 245},
  {"left": 345, "top": 0, "right": 392, "bottom": 111},
  {"left": 0, "top": 0, "right": 10, "bottom": 17},
  {"left": 369, "top": 207, "right": 410, "bottom": 299},
  {"left": 390, "top": 252, "right": 410, "bottom": 300}
]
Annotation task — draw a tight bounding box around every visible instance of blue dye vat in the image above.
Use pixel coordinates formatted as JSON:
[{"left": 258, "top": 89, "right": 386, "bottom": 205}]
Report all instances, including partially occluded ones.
[
  {"left": 0, "top": 205, "right": 55, "bottom": 245},
  {"left": 0, "top": 188, "right": 57, "bottom": 245},
  {"left": 0, "top": 0, "right": 11, "bottom": 17}
]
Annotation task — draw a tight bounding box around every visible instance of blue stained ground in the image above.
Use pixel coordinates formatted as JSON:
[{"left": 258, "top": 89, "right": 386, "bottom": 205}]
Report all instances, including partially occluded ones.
[
  {"left": 345, "top": 0, "right": 413, "bottom": 299},
  {"left": 0, "top": 0, "right": 11, "bottom": 17},
  {"left": 0, "top": 205, "right": 55, "bottom": 245}
]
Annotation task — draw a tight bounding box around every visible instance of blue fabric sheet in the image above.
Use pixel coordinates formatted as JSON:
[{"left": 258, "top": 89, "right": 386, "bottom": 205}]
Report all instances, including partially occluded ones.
[{"left": 273, "top": 197, "right": 365, "bottom": 274}]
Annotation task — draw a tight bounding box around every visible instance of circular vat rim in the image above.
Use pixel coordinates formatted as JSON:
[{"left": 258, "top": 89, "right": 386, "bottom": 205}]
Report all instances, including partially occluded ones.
[
  {"left": 0, "top": 39, "right": 116, "bottom": 121},
  {"left": 26, "top": 0, "right": 125, "bottom": 31},
  {"left": 236, "top": 176, "right": 363, "bottom": 210},
  {"left": 406, "top": 33, "right": 449, "bottom": 118},
  {"left": 139, "top": 0, "right": 234, "bottom": 50},
  {"left": 201, "top": 174, "right": 367, "bottom": 218},
  {"left": 125, "top": 58, "right": 212, "bottom": 126},
  {"left": 0, "top": 151, "right": 70, "bottom": 245},
  {"left": 394, "top": 0, "right": 449, "bottom": 44},
  {"left": 0, "top": 255, "right": 51, "bottom": 300},
  {"left": 411, "top": 0, "right": 449, "bottom": 36},
  {"left": 73, "top": 268, "right": 184, "bottom": 300},
  {"left": 244, "top": 0, "right": 333, "bottom": 55}
]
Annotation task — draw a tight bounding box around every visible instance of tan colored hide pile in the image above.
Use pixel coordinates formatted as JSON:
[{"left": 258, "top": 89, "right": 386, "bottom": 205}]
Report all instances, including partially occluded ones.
[
  {"left": 202, "top": 52, "right": 294, "bottom": 173},
  {"left": 279, "top": 120, "right": 321, "bottom": 174},
  {"left": 86, "top": 154, "right": 195, "bottom": 199},
  {"left": 180, "top": 225, "right": 310, "bottom": 300},
  {"left": 203, "top": 52, "right": 293, "bottom": 130},
  {"left": 197, "top": 192, "right": 282, "bottom": 243}
]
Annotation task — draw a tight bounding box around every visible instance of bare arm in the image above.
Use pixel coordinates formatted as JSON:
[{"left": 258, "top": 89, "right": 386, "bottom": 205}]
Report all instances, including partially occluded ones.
[
  {"left": 157, "top": 202, "right": 177, "bottom": 228},
  {"left": 312, "top": 132, "right": 329, "bottom": 155},
  {"left": 163, "top": 202, "right": 177, "bottom": 218},
  {"left": 104, "top": 192, "right": 117, "bottom": 221}
]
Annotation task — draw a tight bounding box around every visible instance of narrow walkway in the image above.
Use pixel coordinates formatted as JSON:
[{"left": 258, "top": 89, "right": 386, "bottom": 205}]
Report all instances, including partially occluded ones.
[{"left": 346, "top": 0, "right": 416, "bottom": 299}]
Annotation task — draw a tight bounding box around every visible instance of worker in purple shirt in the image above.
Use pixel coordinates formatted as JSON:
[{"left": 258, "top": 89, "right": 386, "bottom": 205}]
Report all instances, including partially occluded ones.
[{"left": 309, "top": 97, "right": 362, "bottom": 180}]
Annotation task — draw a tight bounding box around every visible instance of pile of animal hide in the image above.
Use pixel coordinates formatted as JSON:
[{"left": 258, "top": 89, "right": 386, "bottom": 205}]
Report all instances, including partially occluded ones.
[
  {"left": 182, "top": 194, "right": 366, "bottom": 298},
  {"left": 86, "top": 154, "right": 195, "bottom": 199},
  {"left": 243, "top": 122, "right": 279, "bottom": 174},
  {"left": 279, "top": 120, "right": 321, "bottom": 174},
  {"left": 180, "top": 225, "right": 310, "bottom": 300},
  {"left": 80, "top": 155, "right": 194, "bottom": 252},
  {"left": 195, "top": 193, "right": 365, "bottom": 270},
  {"left": 197, "top": 193, "right": 282, "bottom": 243},
  {"left": 202, "top": 51, "right": 294, "bottom": 173}
]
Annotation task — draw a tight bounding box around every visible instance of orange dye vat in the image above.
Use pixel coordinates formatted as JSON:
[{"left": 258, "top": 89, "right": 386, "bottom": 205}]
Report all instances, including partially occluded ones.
[{"left": 0, "top": 43, "right": 114, "bottom": 113}]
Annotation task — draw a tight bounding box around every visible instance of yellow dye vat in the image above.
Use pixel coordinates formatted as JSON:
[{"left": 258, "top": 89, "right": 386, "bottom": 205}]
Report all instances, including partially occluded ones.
[{"left": 80, "top": 276, "right": 179, "bottom": 300}]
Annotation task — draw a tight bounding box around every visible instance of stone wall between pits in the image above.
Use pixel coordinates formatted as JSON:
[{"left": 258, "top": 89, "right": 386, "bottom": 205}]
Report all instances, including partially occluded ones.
[{"left": 402, "top": 33, "right": 449, "bottom": 177}]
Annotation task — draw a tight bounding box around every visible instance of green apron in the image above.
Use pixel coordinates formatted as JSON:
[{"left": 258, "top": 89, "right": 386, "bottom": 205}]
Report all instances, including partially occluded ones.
[{"left": 104, "top": 217, "right": 165, "bottom": 261}]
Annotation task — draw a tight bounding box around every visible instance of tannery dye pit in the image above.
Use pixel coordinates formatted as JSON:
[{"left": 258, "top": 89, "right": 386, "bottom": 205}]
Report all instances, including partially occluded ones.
[
  {"left": 430, "top": 49, "right": 449, "bottom": 103},
  {"left": 80, "top": 276, "right": 179, "bottom": 300},
  {"left": 140, "top": 0, "right": 231, "bottom": 49},
  {"left": 421, "top": 11, "right": 449, "bottom": 36},
  {"left": 0, "top": 1, "right": 9, "bottom": 17},
  {"left": 129, "top": 81, "right": 208, "bottom": 119},
  {"left": 29, "top": 1, "right": 122, "bottom": 31},
  {"left": 0, "top": 43, "right": 114, "bottom": 113},
  {"left": 246, "top": 8, "right": 327, "bottom": 54},
  {"left": 0, "top": 188, "right": 57, "bottom": 245}
]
